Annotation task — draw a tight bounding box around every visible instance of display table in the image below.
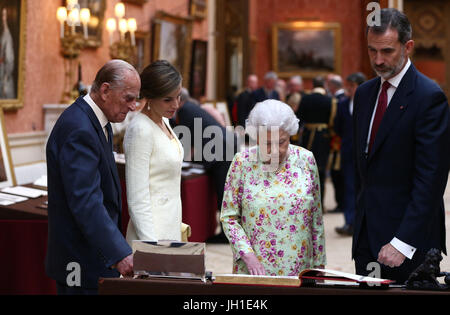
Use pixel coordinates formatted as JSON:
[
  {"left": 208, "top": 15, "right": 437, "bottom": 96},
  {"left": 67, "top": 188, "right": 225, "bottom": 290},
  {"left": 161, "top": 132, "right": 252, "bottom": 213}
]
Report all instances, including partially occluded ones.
[
  {"left": 117, "top": 162, "right": 218, "bottom": 242},
  {"left": 0, "top": 163, "right": 218, "bottom": 294},
  {"left": 98, "top": 277, "right": 450, "bottom": 296},
  {"left": 0, "top": 194, "right": 56, "bottom": 295}
]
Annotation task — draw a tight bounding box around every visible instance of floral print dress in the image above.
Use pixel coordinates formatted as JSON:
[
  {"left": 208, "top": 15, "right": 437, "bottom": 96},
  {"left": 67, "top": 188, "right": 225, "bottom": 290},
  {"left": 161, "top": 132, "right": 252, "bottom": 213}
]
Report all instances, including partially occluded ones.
[{"left": 220, "top": 144, "right": 326, "bottom": 276}]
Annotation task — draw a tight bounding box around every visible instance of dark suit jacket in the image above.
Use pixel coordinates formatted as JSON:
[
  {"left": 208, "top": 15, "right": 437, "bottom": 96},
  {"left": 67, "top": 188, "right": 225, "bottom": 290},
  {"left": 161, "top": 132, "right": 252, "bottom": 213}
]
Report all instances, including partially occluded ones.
[
  {"left": 352, "top": 64, "right": 450, "bottom": 259},
  {"left": 173, "top": 101, "right": 238, "bottom": 208},
  {"left": 335, "top": 97, "right": 353, "bottom": 163},
  {"left": 236, "top": 89, "right": 253, "bottom": 128},
  {"left": 45, "top": 97, "right": 132, "bottom": 289},
  {"left": 251, "top": 87, "right": 280, "bottom": 105},
  {"left": 297, "top": 92, "right": 333, "bottom": 170}
]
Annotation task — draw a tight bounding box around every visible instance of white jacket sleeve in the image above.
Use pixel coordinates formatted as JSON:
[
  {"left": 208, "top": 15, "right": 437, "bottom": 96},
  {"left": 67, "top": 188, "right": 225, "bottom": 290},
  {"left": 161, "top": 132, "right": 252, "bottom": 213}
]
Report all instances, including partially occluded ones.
[{"left": 123, "top": 120, "right": 156, "bottom": 241}]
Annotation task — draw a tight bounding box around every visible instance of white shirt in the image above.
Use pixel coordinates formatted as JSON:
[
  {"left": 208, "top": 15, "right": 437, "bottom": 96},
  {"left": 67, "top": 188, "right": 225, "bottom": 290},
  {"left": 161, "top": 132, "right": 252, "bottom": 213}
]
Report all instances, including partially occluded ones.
[
  {"left": 83, "top": 94, "right": 109, "bottom": 141},
  {"left": 365, "top": 58, "right": 416, "bottom": 260}
]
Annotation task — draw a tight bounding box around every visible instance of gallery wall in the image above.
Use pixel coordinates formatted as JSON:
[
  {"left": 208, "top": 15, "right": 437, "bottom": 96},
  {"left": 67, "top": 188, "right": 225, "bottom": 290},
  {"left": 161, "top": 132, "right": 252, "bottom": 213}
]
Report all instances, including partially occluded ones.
[
  {"left": 4, "top": 0, "right": 208, "bottom": 135},
  {"left": 249, "top": 0, "right": 370, "bottom": 90}
]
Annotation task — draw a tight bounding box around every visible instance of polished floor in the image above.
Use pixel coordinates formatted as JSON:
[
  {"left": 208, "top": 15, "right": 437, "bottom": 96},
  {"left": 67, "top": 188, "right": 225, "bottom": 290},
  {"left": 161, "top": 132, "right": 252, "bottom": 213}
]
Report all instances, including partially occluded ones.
[{"left": 205, "top": 176, "right": 450, "bottom": 276}]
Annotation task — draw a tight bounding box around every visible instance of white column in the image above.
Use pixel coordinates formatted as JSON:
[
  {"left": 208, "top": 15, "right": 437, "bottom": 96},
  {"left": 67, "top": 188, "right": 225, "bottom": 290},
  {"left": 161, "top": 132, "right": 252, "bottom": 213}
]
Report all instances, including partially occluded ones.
[{"left": 206, "top": 0, "right": 216, "bottom": 100}]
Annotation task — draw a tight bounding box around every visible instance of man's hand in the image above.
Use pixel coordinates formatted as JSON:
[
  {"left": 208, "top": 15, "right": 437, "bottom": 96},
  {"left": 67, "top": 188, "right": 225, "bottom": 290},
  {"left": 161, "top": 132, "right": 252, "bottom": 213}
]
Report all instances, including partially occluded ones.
[
  {"left": 377, "top": 243, "right": 406, "bottom": 268},
  {"left": 115, "top": 254, "right": 134, "bottom": 277},
  {"left": 241, "top": 252, "right": 266, "bottom": 275}
]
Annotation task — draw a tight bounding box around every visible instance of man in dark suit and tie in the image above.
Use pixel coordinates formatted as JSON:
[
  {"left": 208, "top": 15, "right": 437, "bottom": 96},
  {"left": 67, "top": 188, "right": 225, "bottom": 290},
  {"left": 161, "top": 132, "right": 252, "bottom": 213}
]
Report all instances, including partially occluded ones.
[
  {"left": 173, "top": 89, "right": 238, "bottom": 243},
  {"left": 334, "top": 72, "right": 366, "bottom": 236},
  {"left": 353, "top": 9, "right": 450, "bottom": 284},
  {"left": 251, "top": 71, "right": 280, "bottom": 104},
  {"left": 46, "top": 60, "right": 141, "bottom": 294}
]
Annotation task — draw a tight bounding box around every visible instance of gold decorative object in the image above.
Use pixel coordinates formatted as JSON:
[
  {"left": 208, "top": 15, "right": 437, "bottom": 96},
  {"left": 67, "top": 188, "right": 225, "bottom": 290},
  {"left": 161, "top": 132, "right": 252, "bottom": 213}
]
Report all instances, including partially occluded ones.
[
  {"left": 109, "top": 41, "right": 136, "bottom": 64},
  {"left": 106, "top": 2, "right": 138, "bottom": 63},
  {"left": 57, "top": 1, "right": 91, "bottom": 104}
]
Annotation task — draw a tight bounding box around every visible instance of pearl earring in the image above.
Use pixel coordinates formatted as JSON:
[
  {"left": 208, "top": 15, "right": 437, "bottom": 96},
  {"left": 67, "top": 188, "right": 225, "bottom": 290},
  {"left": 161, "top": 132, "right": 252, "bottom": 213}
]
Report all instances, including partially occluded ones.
[{"left": 147, "top": 101, "right": 150, "bottom": 111}]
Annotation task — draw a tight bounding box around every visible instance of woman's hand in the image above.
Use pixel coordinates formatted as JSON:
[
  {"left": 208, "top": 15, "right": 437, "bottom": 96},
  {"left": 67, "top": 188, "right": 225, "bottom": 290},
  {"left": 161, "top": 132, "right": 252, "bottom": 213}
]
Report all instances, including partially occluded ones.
[{"left": 241, "top": 252, "right": 266, "bottom": 275}]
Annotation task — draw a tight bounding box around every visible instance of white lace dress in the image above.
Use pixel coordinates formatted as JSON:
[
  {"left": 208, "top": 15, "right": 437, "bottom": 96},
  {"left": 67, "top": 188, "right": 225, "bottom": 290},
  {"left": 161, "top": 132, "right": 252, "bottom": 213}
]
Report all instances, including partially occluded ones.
[{"left": 124, "top": 113, "right": 184, "bottom": 243}]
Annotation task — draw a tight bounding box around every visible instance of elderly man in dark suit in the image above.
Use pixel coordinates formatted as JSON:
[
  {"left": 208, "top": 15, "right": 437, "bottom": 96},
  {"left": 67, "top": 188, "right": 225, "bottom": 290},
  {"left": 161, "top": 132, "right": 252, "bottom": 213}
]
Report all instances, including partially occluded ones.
[
  {"left": 352, "top": 8, "right": 450, "bottom": 284},
  {"left": 46, "top": 60, "right": 140, "bottom": 294}
]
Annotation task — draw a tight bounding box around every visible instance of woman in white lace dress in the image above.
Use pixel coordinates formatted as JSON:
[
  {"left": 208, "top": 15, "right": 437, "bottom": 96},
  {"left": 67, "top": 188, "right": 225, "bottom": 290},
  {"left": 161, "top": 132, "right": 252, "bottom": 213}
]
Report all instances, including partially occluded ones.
[{"left": 124, "top": 60, "right": 184, "bottom": 243}]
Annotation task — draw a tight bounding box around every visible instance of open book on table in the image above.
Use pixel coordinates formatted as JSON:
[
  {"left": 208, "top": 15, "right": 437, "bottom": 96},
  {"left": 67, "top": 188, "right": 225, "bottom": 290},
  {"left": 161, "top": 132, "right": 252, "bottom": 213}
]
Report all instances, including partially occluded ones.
[{"left": 213, "top": 268, "right": 395, "bottom": 287}]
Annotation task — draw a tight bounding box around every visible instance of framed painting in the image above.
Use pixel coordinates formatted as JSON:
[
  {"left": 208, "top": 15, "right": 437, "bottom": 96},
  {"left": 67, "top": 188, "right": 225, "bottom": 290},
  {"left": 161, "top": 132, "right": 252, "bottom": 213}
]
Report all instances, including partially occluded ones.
[
  {"left": 123, "top": 0, "right": 148, "bottom": 5},
  {"left": 189, "top": 0, "right": 207, "bottom": 20},
  {"left": 272, "top": 22, "right": 341, "bottom": 78},
  {"left": 73, "top": 0, "right": 106, "bottom": 48},
  {"left": 133, "top": 31, "right": 151, "bottom": 74},
  {"left": 189, "top": 40, "right": 207, "bottom": 100},
  {"left": 0, "top": 108, "right": 16, "bottom": 188},
  {"left": 0, "top": 0, "right": 26, "bottom": 111},
  {"left": 152, "top": 11, "right": 193, "bottom": 89},
  {"left": 214, "top": 101, "right": 231, "bottom": 126}
]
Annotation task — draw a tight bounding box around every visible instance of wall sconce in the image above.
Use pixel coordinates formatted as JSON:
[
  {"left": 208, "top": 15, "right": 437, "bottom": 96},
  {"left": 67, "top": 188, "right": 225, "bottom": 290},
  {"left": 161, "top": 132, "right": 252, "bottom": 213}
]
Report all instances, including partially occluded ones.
[
  {"left": 56, "top": 0, "right": 91, "bottom": 103},
  {"left": 106, "top": 2, "right": 137, "bottom": 64}
]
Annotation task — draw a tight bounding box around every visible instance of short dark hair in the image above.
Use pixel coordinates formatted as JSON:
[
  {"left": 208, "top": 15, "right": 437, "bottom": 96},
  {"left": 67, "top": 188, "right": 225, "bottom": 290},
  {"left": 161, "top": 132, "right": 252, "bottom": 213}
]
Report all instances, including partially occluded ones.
[
  {"left": 313, "top": 76, "right": 325, "bottom": 88},
  {"left": 346, "top": 72, "right": 367, "bottom": 86},
  {"left": 366, "top": 8, "right": 412, "bottom": 44},
  {"left": 140, "top": 60, "right": 182, "bottom": 99}
]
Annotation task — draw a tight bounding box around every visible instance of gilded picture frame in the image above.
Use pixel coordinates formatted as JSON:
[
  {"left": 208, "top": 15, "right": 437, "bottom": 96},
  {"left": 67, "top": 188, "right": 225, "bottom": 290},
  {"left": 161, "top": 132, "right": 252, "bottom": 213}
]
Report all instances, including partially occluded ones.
[
  {"left": 0, "top": 0, "right": 26, "bottom": 111},
  {"left": 152, "top": 11, "right": 193, "bottom": 89},
  {"left": 189, "top": 40, "right": 207, "bottom": 100},
  {"left": 133, "top": 31, "right": 151, "bottom": 74},
  {"left": 189, "top": 0, "right": 207, "bottom": 20},
  {"left": 214, "top": 101, "right": 231, "bottom": 126},
  {"left": 272, "top": 21, "right": 341, "bottom": 78},
  {"left": 123, "top": 0, "right": 148, "bottom": 5},
  {"left": 0, "top": 107, "right": 16, "bottom": 188}
]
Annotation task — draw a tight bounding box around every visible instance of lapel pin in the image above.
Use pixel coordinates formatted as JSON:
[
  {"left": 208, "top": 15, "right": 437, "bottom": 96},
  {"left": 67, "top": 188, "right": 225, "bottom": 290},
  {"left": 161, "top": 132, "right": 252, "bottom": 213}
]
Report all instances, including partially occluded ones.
[{"left": 400, "top": 106, "right": 405, "bottom": 110}]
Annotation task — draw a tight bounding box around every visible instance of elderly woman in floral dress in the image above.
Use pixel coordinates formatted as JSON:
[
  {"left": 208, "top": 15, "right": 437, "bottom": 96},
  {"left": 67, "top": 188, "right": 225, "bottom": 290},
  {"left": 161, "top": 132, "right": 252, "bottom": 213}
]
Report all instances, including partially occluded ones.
[{"left": 220, "top": 99, "right": 326, "bottom": 276}]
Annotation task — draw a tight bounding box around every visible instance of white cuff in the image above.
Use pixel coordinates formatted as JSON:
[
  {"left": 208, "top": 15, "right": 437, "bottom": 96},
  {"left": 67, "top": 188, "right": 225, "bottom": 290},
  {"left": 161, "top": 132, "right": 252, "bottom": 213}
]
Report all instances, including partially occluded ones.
[{"left": 390, "top": 237, "right": 416, "bottom": 260}]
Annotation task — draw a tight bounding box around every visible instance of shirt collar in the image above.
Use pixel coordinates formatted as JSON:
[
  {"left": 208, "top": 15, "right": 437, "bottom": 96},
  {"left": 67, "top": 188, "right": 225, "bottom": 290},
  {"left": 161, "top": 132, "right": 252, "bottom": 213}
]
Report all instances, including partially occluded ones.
[
  {"left": 84, "top": 94, "right": 109, "bottom": 129},
  {"left": 382, "top": 58, "right": 411, "bottom": 89}
]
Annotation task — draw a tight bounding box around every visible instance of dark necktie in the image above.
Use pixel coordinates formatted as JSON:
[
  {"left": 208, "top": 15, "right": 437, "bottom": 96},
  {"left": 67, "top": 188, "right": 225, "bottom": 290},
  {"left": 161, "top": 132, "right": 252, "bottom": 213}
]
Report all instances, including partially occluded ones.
[
  {"left": 369, "top": 81, "right": 391, "bottom": 152},
  {"left": 105, "top": 122, "right": 113, "bottom": 151}
]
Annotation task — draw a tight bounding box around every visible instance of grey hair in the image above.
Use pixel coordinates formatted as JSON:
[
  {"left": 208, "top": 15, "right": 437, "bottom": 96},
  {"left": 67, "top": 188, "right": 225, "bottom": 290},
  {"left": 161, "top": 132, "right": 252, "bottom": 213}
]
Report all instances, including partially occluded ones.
[
  {"left": 264, "top": 71, "right": 278, "bottom": 81},
  {"left": 366, "top": 8, "right": 412, "bottom": 44},
  {"left": 290, "top": 75, "right": 303, "bottom": 85},
  {"left": 329, "top": 75, "right": 343, "bottom": 88},
  {"left": 91, "top": 59, "right": 138, "bottom": 93},
  {"left": 246, "top": 99, "right": 299, "bottom": 139}
]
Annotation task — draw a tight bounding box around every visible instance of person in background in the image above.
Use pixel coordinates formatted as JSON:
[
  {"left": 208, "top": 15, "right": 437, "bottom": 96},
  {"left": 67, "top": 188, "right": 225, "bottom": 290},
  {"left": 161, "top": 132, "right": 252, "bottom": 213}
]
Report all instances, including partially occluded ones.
[
  {"left": 251, "top": 71, "right": 280, "bottom": 104},
  {"left": 221, "top": 99, "right": 326, "bottom": 276},
  {"left": 326, "top": 74, "right": 347, "bottom": 103},
  {"left": 334, "top": 72, "right": 366, "bottom": 236},
  {"left": 46, "top": 60, "right": 140, "bottom": 294},
  {"left": 353, "top": 8, "right": 450, "bottom": 283},
  {"left": 124, "top": 60, "right": 184, "bottom": 243},
  {"left": 286, "top": 75, "right": 304, "bottom": 114},
  {"left": 296, "top": 76, "right": 335, "bottom": 207},
  {"left": 325, "top": 74, "right": 346, "bottom": 214},
  {"left": 275, "top": 78, "right": 287, "bottom": 102},
  {"left": 236, "top": 74, "right": 259, "bottom": 129},
  {"left": 173, "top": 88, "right": 238, "bottom": 243}
]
